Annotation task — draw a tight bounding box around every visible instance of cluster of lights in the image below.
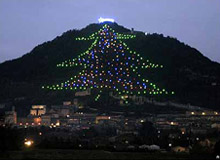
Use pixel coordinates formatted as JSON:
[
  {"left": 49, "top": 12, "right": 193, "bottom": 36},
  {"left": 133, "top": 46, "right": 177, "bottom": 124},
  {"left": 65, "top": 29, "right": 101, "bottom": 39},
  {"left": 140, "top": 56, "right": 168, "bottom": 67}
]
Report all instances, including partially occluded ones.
[
  {"left": 95, "top": 90, "right": 102, "bottom": 101},
  {"left": 24, "top": 139, "right": 34, "bottom": 147},
  {"left": 43, "top": 24, "right": 174, "bottom": 101}
]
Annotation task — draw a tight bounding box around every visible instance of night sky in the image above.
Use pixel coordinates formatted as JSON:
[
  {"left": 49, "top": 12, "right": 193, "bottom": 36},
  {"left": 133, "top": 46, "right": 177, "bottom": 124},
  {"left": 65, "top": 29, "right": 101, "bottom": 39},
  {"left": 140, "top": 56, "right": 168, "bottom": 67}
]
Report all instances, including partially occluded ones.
[{"left": 0, "top": 0, "right": 219, "bottom": 63}]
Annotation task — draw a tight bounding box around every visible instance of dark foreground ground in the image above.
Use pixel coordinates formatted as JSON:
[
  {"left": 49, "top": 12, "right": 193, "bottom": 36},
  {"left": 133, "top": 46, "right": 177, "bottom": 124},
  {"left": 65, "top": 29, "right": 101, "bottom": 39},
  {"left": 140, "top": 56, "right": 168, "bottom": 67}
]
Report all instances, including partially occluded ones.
[{"left": 0, "top": 149, "right": 214, "bottom": 160}]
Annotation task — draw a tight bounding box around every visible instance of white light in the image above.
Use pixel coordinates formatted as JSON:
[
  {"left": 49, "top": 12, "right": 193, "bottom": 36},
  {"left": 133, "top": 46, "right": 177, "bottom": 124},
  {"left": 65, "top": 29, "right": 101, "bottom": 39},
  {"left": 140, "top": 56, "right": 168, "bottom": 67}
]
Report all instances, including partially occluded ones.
[
  {"left": 216, "top": 155, "right": 220, "bottom": 159},
  {"left": 25, "top": 141, "right": 31, "bottom": 146},
  {"left": 98, "top": 17, "right": 114, "bottom": 23}
]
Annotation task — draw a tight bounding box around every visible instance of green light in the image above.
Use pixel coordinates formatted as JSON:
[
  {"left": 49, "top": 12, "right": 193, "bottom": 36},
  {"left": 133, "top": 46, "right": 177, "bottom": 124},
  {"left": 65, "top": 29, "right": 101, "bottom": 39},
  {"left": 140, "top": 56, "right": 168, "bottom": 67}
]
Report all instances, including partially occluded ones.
[{"left": 43, "top": 24, "right": 169, "bottom": 101}]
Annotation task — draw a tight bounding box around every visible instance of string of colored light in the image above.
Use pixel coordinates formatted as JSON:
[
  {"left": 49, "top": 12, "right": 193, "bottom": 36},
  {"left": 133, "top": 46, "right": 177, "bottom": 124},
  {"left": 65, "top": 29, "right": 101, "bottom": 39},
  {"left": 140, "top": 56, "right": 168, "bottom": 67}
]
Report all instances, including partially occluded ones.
[{"left": 42, "top": 24, "right": 174, "bottom": 101}]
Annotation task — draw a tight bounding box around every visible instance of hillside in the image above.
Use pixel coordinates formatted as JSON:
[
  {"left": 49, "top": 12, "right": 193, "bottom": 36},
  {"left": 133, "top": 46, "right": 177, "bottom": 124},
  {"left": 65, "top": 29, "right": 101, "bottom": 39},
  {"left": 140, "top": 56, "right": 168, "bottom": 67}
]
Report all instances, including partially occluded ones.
[{"left": 0, "top": 22, "right": 220, "bottom": 113}]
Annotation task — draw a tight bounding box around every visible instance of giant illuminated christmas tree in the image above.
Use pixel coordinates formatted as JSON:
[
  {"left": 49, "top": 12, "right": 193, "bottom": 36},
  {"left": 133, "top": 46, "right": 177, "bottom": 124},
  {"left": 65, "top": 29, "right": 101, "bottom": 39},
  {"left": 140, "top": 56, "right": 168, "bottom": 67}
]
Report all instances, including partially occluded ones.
[{"left": 42, "top": 23, "right": 174, "bottom": 103}]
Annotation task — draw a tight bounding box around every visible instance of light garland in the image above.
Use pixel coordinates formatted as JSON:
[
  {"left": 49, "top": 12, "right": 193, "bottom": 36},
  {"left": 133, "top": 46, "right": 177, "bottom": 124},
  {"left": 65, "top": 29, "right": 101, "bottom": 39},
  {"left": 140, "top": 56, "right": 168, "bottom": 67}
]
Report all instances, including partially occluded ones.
[{"left": 43, "top": 24, "right": 174, "bottom": 101}]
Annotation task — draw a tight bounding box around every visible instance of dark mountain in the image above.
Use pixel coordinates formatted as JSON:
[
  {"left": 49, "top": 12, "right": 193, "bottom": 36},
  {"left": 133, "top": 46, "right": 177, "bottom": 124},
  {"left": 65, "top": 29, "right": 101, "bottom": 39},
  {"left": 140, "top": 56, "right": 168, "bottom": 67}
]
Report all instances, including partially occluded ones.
[{"left": 0, "top": 22, "right": 220, "bottom": 113}]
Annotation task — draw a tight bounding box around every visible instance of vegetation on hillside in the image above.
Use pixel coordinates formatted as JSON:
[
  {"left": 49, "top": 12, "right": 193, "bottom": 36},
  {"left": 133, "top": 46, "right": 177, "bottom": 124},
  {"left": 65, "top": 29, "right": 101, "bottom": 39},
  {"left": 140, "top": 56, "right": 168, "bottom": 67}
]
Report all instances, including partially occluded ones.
[{"left": 0, "top": 22, "right": 219, "bottom": 111}]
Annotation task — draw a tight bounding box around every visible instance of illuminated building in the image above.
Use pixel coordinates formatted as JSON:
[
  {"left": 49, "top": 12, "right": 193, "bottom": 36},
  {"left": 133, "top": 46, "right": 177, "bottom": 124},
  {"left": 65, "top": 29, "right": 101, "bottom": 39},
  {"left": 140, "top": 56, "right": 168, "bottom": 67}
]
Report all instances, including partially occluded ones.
[
  {"left": 33, "top": 117, "right": 41, "bottom": 125},
  {"left": 63, "top": 101, "right": 71, "bottom": 106},
  {"left": 95, "top": 116, "right": 111, "bottom": 124},
  {"left": 4, "top": 106, "right": 17, "bottom": 125},
  {"left": 30, "top": 105, "right": 46, "bottom": 116},
  {"left": 41, "top": 115, "right": 51, "bottom": 126}
]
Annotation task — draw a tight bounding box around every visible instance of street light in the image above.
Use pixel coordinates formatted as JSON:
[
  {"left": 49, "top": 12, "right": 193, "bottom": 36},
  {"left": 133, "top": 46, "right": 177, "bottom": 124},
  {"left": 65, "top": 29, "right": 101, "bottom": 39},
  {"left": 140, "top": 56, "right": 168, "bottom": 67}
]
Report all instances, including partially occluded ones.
[{"left": 24, "top": 140, "right": 34, "bottom": 147}]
